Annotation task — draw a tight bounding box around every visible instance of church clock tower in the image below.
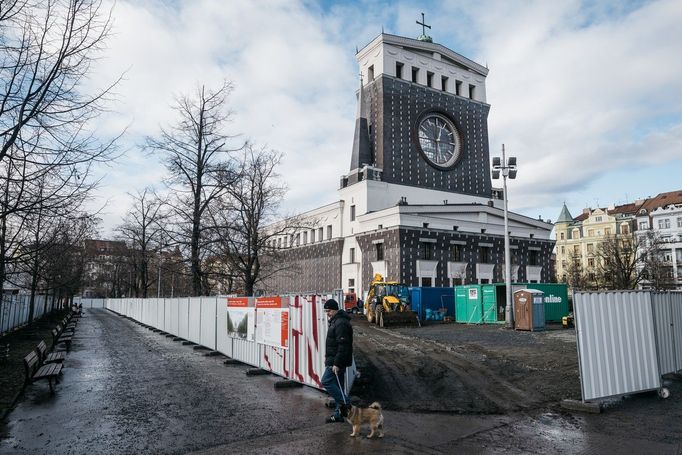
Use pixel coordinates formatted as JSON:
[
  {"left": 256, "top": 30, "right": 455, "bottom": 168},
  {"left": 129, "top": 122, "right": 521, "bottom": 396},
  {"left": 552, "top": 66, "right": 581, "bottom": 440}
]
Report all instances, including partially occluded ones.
[{"left": 344, "top": 28, "right": 492, "bottom": 199}]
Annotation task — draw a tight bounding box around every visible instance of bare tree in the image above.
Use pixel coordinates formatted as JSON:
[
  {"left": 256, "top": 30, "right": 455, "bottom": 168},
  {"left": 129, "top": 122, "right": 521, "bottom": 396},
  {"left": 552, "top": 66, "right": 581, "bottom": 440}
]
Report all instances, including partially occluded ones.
[
  {"left": 639, "top": 231, "right": 676, "bottom": 290},
  {"left": 116, "top": 188, "right": 166, "bottom": 297},
  {"left": 0, "top": 0, "right": 120, "bottom": 296},
  {"left": 209, "top": 145, "right": 303, "bottom": 296},
  {"left": 563, "top": 251, "right": 589, "bottom": 291},
  {"left": 146, "top": 82, "right": 242, "bottom": 295},
  {"left": 1, "top": 0, "right": 119, "bottom": 163}
]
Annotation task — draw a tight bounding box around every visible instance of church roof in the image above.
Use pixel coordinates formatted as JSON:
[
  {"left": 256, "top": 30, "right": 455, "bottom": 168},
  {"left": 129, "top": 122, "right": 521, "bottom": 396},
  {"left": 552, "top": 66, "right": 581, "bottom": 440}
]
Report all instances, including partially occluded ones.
[
  {"left": 349, "top": 77, "right": 372, "bottom": 170},
  {"left": 555, "top": 203, "right": 574, "bottom": 223},
  {"left": 357, "top": 33, "right": 489, "bottom": 77}
]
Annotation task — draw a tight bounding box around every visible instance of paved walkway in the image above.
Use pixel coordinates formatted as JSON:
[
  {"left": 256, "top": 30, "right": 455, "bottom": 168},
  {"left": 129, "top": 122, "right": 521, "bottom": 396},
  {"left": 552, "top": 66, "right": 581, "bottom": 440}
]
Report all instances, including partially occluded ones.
[{"left": 1, "top": 308, "right": 681, "bottom": 454}]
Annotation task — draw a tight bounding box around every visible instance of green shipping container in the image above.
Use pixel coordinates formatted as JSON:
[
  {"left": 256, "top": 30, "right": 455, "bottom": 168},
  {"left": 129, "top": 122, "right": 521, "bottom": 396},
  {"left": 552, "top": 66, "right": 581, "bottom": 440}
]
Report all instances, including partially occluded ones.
[{"left": 516, "top": 283, "right": 569, "bottom": 322}]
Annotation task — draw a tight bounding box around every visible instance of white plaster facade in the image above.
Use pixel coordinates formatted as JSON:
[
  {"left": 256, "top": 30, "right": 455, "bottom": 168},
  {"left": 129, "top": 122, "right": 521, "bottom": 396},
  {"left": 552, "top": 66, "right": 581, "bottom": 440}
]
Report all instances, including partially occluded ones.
[{"left": 356, "top": 34, "right": 488, "bottom": 103}]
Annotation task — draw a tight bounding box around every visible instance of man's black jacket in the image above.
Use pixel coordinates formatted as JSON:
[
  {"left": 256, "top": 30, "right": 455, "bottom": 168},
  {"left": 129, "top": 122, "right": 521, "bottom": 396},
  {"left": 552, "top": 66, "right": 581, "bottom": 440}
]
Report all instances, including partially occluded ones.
[{"left": 325, "top": 310, "right": 353, "bottom": 368}]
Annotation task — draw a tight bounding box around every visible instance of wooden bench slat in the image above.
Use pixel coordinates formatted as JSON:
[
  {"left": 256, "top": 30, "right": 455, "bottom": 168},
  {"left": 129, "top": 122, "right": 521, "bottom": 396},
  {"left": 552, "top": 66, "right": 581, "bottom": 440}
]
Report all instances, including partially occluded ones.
[
  {"left": 34, "top": 363, "right": 62, "bottom": 379},
  {"left": 45, "top": 352, "right": 66, "bottom": 363}
]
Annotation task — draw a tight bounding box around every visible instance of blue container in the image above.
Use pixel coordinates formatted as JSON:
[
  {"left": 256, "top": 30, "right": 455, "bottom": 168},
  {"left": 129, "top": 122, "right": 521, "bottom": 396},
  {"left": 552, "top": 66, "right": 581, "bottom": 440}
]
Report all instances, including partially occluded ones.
[{"left": 409, "top": 287, "right": 455, "bottom": 321}]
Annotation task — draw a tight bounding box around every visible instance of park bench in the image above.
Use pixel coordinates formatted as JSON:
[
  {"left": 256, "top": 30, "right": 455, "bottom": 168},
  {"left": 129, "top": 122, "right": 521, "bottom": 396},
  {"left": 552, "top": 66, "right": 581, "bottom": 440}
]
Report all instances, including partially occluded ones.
[
  {"left": 36, "top": 340, "right": 66, "bottom": 364},
  {"left": 52, "top": 326, "right": 73, "bottom": 351},
  {"left": 23, "top": 350, "right": 62, "bottom": 393}
]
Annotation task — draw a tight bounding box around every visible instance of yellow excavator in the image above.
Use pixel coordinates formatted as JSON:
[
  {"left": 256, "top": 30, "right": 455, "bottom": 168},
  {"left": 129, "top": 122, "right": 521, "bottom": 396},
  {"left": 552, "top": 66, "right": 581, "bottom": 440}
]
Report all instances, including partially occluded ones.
[{"left": 364, "top": 274, "right": 419, "bottom": 328}]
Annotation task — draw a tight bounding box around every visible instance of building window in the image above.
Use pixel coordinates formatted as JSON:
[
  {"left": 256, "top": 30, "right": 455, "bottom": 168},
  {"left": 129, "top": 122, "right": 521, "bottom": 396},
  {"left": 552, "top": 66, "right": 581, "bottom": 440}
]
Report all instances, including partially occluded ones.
[
  {"left": 639, "top": 221, "right": 648, "bottom": 230},
  {"left": 421, "top": 277, "right": 432, "bottom": 287},
  {"left": 277, "top": 238, "right": 282, "bottom": 248},
  {"left": 303, "top": 232, "right": 308, "bottom": 244},
  {"left": 468, "top": 84, "right": 476, "bottom": 99},
  {"left": 348, "top": 278, "right": 355, "bottom": 288},
  {"left": 573, "top": 245, "right": 579, "bottom": 254},
  {"left": 572, "top": 229, "right": 580, "bottom": 239},
  {"left": 659, "top": 219, "right": 671, "bottom": 229},
  {"left": 441, "top": 75, "right": 448, "bottom": 91},
  {"left": 588, "top": 258, "right": 595, "bottom": 267},
  {"left": 350, "top": 205, "right": 355, "bottom": 221},
  {"left": 452, "top": 244, "right": 463, "bottom": 261},
  {"left": 349, "top": 248, "right": 355, "bottom": 263},
  {"left": 311, "top": 230, "right": 316, "bottom": 243},
  {"left": 529, "top": 250, "right": 539, "bottom": 266},
  {"left": 587, "top": 244, "right": 594, "bottom": 254},
  {"left": 561, "top": 246, "right": 565, "bottom": 255},
  {"left": 560, "top": 232, "right": 565, "bottom": 240},
  {"left": 395, "top": 62, "right": 403, "bottom": 79},
  {"left": 318, "top": 227, "right": 323, "bottom": 241},
  {"left": 455, "top": 80, "right": 462, "bottom": 96},
  {"left": 595, "top": 216, "right": 603, "bottom": 222},
  {"left": 327, "top": 225, "right": 332, "bottom": 239},
  {"left": 411, "top": 66, "right": 419, "bottom": 83},
  {"left": 368, "top": 65, "right": 374, "bottom": 82},
  {"left": 423, "top": 222, "right": 429, "bottom": 228},
  {"left": 588, "top": 229, "right": 595, "bottom": 237},
  {"left": 426, "top": 71, "right": 433, "bottom": 87},
  {"left": 420, "top": 242, "right": 433, "bottom": 260},
  {"left": 479, "top": 246, "right": 491, "bottom": 263},
  {"left": 296, "top": 233, "right": 300, "bottom": 246},
  {"left": 604, "top": 228, "right": 611, "bottom": 236},
  {"left": 621, "top": 224, "right": 629, "bottom": 234},
  {"left": 678, "top": 217, "right": 682, "bottom": 228},
  {"left": 376, "top": 243, "right": 384, "bottom": 261}
]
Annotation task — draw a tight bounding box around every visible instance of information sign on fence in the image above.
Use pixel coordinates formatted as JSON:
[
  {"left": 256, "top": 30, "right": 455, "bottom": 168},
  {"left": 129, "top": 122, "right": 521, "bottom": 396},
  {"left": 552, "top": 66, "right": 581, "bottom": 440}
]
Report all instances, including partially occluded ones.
[
  {"left": 255, "top": 297, "right": 289, "bottom": 349},
  {"left": 226, "top": 297, "right": 255, "bottom": 341}
]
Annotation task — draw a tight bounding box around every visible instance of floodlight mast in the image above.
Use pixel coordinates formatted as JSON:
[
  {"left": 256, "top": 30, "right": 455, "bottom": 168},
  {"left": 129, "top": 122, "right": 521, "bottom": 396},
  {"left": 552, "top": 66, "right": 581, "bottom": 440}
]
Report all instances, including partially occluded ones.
[{"left": 492, "top": 144, "right": 517, "bottom": 328}]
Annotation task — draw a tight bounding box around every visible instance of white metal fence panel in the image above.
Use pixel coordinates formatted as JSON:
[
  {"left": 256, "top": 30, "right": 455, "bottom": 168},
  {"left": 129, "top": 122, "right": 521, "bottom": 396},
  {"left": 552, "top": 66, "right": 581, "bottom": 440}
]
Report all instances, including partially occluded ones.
[
  {"left": 154, "top": 299, "right": 165, "bottom": 330},
  {"left": 188, "top": 298, "right": 202, "bottom": 345},
  {"left": 671, "top": 292, "right": 682, "bottom": 372},
  {"left": 215, "top": 297, "right": 233, "bottom": 357},
  {"left": 575, "top": 291, "right": 660, "bottom": 401},
  {"left": 164, "top": 298, "right": 172, "bottom": 333},
  {"left": 178, "top": 299, "right": 190, "bottom": 339},
  {"left": 169, "top": 299, "right": 181, "bottom": 336},
  {"left": 200, "top": 297, "right": 217, "bottom": 350},
  {"left": 652, "top": 293, "right": 676, "bottom": 375},
  {"left": 232, "top": 338, "right": 260, "bottom": 367}
]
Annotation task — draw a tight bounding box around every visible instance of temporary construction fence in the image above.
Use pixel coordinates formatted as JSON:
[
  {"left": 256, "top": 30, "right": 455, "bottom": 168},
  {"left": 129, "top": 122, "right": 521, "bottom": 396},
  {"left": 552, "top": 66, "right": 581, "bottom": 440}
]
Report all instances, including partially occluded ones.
[
  {"left": 73, "top": 297, "right": 106, "bottom": 309},
  {"left": 574, "top": 291, "right": 682, "bottom": 402},
  {"left": 105, "top": 295, "right": 357, "bottom": 395},
  {"left": 0, "top": 294, "right": 50, "bottom": 336}
]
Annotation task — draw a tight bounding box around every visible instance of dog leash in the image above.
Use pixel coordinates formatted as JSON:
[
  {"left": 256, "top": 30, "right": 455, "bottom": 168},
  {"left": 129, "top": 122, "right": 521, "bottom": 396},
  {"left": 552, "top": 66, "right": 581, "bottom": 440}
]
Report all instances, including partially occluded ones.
[{"left": 334, "top": 370, "right": 348, "bottom": 405}]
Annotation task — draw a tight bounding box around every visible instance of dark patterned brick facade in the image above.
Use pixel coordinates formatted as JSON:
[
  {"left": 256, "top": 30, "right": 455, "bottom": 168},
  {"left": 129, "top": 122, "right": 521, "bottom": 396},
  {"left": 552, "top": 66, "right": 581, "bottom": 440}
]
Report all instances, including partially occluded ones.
[
  {"left": 365, "top": 75, "right": 493, "bottom": 198},
  {"left": 355, "top": 227, "right": 554, "bottom": 290},
  {"left": 355, "top": 228, "right": 402, "bottom": 288},
  {"left": 262, "top": 239, "right": 343, "bottom": 294}
]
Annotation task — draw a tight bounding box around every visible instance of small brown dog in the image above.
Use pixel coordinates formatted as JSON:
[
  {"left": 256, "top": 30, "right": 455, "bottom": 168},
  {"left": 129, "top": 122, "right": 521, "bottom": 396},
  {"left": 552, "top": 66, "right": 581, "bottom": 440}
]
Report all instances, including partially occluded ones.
[{"left": 341, "top": 402, "right": 384, "bottom": 438}]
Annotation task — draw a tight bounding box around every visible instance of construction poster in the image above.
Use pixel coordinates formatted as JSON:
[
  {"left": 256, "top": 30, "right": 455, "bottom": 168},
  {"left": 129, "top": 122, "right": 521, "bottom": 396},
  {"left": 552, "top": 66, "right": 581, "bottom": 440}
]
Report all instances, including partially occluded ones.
[
  {"left": 227, "top": 297, "right": 255, "bottom": 341},
  {"left": 255, "top": 297, "right": 289, "bottom": 349}
]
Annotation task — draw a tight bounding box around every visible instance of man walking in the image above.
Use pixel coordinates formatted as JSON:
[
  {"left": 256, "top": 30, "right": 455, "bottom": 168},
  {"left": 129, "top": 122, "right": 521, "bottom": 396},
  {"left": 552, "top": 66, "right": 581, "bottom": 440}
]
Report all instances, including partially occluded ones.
[{"left": 321, "top": 298, "right": 353, "bottom": 423}]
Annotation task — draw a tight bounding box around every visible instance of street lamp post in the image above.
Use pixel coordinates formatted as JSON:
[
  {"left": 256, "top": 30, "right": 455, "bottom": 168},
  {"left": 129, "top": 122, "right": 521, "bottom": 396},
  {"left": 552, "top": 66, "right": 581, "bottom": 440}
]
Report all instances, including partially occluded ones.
[{"left": 492, "top": 144, "right": 517, "bottom": 328}]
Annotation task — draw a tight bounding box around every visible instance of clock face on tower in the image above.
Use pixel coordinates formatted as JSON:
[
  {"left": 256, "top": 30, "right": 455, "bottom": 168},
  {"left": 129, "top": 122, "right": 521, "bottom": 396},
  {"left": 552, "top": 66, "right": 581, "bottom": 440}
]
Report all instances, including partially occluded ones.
[{"left": 416, "top": 113, "right": 462, "bottom": 169}]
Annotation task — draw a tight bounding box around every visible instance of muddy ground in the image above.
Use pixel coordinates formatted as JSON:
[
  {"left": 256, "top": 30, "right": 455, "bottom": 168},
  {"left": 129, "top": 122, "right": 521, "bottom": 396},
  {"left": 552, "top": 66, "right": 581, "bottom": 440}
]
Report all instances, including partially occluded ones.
[{"left": 350, "top": 315, "right": 581, "bottom": 414}]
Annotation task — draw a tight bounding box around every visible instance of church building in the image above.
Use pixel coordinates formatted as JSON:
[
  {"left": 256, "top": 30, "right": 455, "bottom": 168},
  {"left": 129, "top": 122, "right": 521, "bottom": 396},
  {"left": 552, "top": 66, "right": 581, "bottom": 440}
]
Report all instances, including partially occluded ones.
[{"left": 264, "top": 27, "right": 554, "bottom": 298}]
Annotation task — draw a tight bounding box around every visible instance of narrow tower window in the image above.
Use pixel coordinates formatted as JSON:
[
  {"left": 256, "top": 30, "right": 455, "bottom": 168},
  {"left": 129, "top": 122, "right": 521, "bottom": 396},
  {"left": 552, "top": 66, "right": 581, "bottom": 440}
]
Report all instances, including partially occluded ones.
[
  {"left": 455, "top": 80, "right": 462, "bottom": 96},
  {"left": 469, "top": 84, "right": 476, "bottom": 99},
  {"left": 426, "top": 71, "right": 434, "bottom": 87},
  {"left": 368, "top": 65, "right": 374, "bottom": 82},
  {"left": 441, "top": 76, "right": 448, "bottom": 91},
  {"left": 395, "top": 62, "right": 403, "bottom": 79},
  {"left": 411, "top": 66, "right": 419, "bottom": 83}
]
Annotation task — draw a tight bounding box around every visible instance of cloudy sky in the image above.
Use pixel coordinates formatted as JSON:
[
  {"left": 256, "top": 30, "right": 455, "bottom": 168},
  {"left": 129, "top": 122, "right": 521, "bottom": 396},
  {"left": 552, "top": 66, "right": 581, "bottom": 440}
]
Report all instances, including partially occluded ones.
[{"left": 89, "top": 0, "right": 682, "bottom": 234}]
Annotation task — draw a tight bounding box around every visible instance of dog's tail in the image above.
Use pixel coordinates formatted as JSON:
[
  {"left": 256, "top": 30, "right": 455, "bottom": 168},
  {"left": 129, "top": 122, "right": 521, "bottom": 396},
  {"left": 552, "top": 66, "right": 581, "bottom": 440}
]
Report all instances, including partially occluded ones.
[{"left": 368, "top": 402, "right": 381, "bottom": 410}]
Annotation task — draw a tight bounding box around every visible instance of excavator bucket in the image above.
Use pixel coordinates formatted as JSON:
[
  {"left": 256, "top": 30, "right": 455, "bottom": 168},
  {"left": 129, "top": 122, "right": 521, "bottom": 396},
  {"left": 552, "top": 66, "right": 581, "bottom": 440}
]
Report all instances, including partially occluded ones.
[{"left": 379, "top": 310, "right": 420, "bottom": 328}]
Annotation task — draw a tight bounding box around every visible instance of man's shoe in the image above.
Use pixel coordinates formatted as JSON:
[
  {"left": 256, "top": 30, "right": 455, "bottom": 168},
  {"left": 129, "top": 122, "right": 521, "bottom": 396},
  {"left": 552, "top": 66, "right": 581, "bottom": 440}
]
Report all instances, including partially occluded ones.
[{"left": 325, "top": 414, "right": 344, "bottom": 423}]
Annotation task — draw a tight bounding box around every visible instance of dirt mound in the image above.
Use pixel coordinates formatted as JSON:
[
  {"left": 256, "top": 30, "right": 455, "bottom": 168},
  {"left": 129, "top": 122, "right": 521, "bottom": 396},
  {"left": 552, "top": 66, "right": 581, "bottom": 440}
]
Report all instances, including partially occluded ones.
[{"left": 350, "top": 317, "right": 580, "bottom": 414}]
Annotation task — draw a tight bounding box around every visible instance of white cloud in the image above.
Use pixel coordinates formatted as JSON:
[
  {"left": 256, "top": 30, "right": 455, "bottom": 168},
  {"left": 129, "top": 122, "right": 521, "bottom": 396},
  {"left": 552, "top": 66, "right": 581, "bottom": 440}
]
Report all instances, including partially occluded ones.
[{"left": 86, "top": 0, "right": 682, "bottom": 234}]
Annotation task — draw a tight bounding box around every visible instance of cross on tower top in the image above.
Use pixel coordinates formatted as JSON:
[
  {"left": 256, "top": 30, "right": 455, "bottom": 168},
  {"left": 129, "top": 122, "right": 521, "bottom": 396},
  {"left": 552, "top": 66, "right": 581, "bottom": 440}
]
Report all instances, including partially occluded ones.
[{"left": 416, "top": 12, "right": 433, "bottom": 42}]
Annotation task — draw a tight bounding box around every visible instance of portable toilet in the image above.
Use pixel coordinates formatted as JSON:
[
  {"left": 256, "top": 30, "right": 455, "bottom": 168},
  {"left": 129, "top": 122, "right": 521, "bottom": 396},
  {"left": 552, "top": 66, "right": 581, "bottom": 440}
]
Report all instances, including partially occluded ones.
[{"left": 513, "top": 289, "right": 545, "bottom": 331}]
